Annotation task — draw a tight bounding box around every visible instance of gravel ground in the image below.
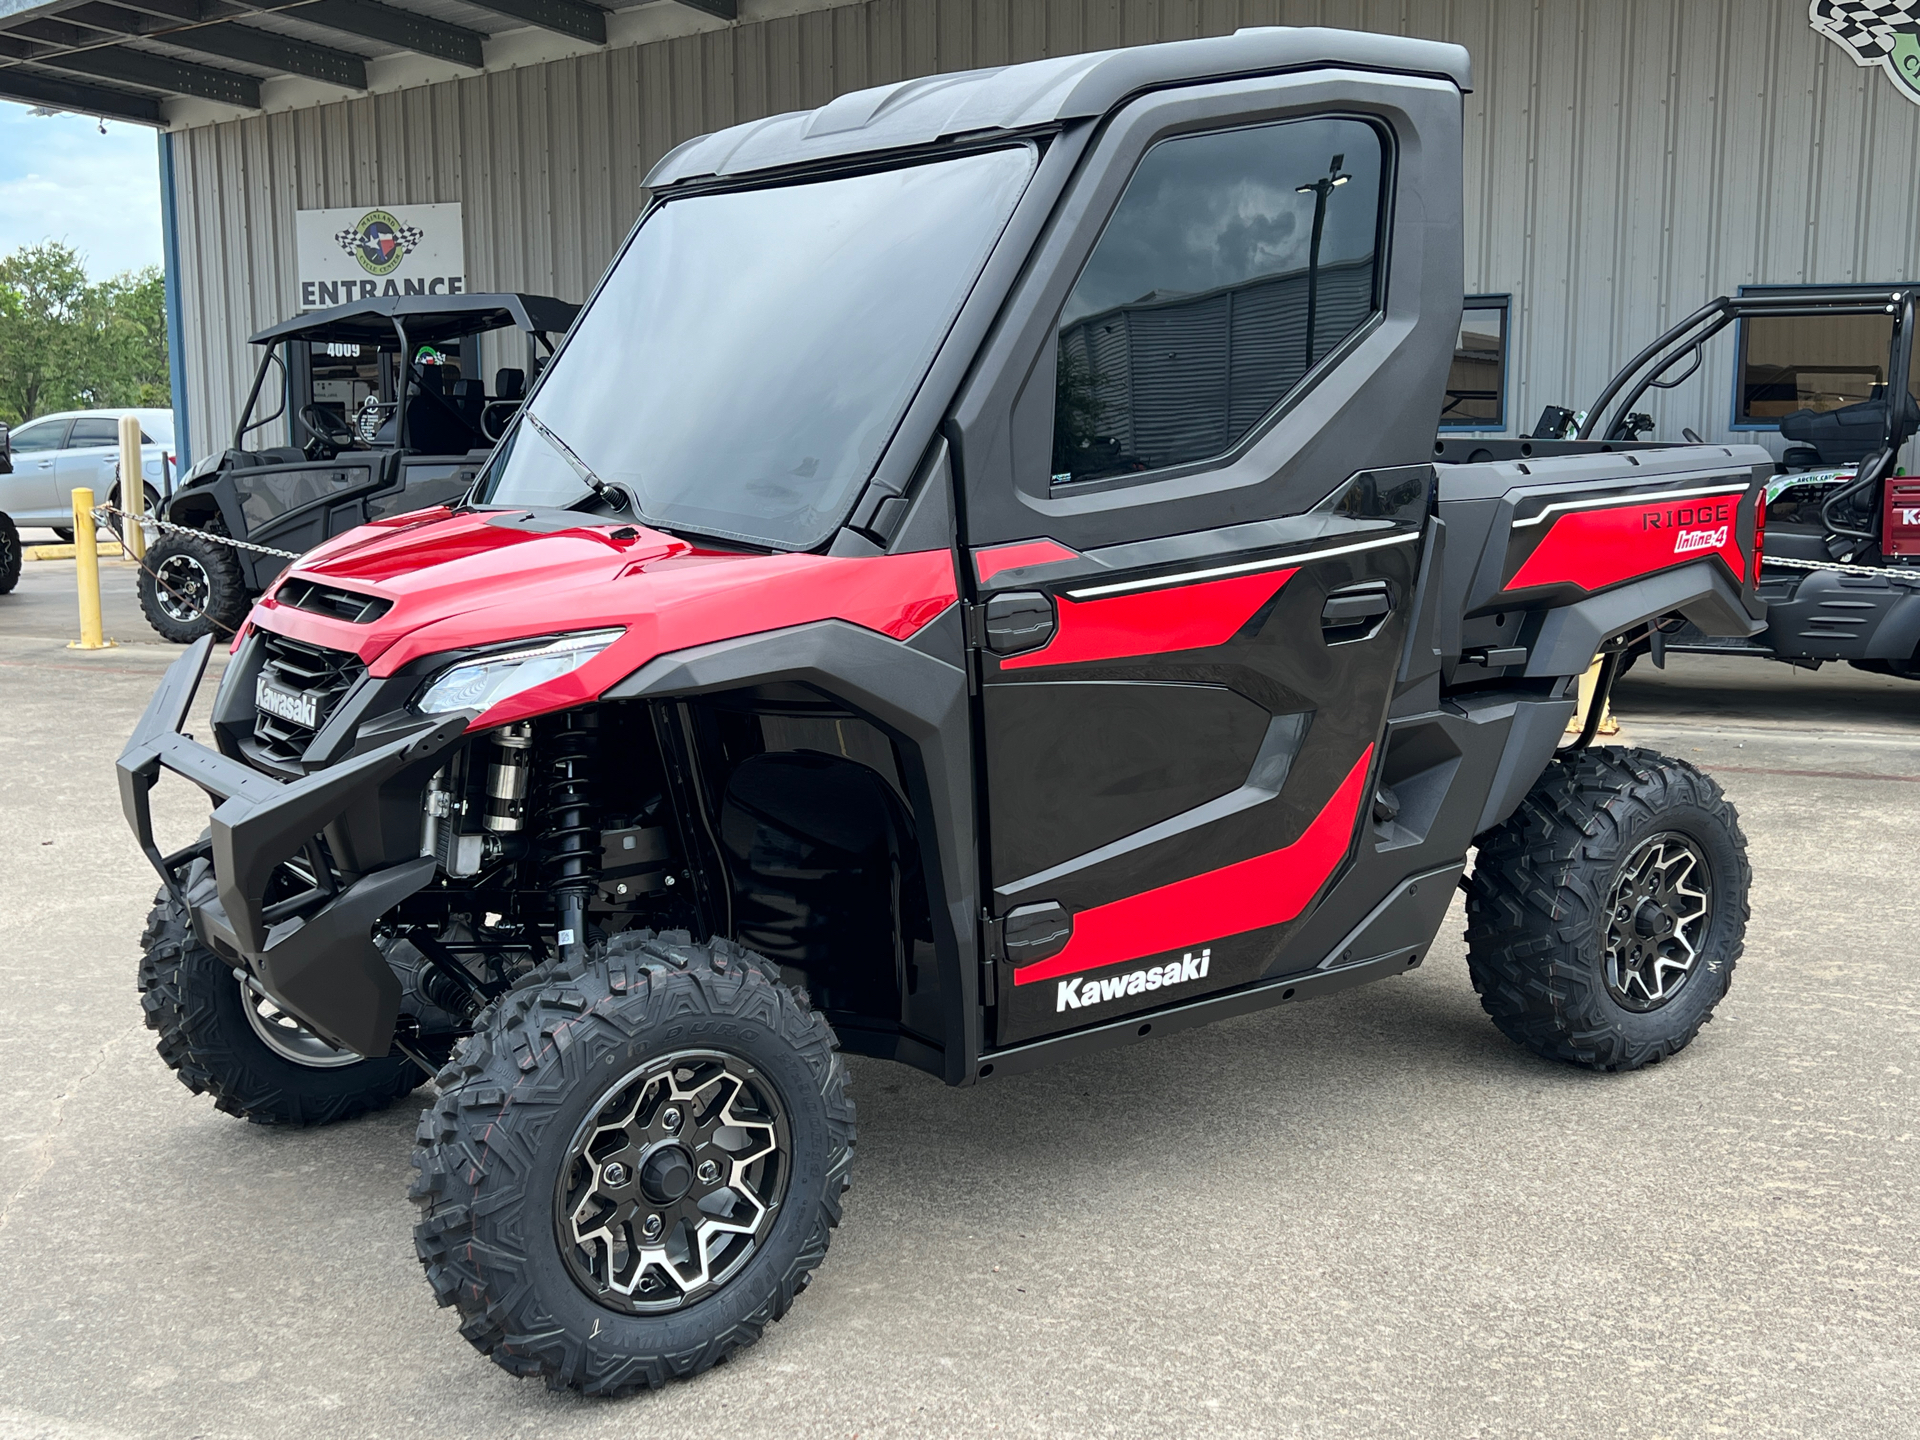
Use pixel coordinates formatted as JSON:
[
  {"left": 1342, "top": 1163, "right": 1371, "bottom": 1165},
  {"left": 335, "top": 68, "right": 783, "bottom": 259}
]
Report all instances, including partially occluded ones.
[{"left": 0, "top": 561, "right": 1914, "bottom": 1438}]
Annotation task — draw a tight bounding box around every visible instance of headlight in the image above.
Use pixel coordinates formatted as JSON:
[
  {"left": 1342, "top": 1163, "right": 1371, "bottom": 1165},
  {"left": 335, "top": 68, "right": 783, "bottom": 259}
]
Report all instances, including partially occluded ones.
[{"left": 414, "top": 629, "right": 624, "bottom": 715}]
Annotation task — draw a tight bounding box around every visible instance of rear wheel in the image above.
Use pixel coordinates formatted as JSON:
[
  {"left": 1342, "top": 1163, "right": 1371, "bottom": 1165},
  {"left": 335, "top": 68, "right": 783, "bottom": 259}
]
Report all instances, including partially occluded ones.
[
  {"left": 1465, "top": 746, "right": 1749, "bottom": 1071},
  {"left": 412, "top": 930, "right": 855, "bottom": 1395},
  {"left": 0, "top": 513, "right": 19, "bottom": 595},
  {"left": 138, "top": 867, "right": 424, "bottom": 1124},
  {"left": 138, "top": 529, "right": 250, "bottom": 643}
]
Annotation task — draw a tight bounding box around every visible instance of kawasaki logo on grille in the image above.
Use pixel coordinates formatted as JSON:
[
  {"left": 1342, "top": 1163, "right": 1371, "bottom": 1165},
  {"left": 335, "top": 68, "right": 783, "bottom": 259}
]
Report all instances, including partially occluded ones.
[
  {"left": 1056, "top": 949, "right": 1210, "bottom": 1012},
  {"left": 255, "top": 676, "right": 319, "bottom": 728}
]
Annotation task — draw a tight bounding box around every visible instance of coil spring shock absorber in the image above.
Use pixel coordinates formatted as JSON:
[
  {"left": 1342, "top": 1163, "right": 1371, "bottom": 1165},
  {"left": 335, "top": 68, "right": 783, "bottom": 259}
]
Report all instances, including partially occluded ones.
[{"left": 541, "top": 710, "right": 600, "bottom": 964}]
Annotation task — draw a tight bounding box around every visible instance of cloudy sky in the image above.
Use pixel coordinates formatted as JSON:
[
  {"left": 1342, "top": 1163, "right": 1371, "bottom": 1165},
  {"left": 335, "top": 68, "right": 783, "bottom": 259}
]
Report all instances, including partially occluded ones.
[{"left": 0, "top": 99, "right": 164, "bottom": 279}]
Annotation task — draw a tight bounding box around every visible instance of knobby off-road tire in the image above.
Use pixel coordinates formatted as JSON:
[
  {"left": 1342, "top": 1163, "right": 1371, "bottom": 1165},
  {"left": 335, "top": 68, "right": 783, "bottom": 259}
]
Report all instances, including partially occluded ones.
[
  {"left": 411, "top": 930, "right": 855, "bottom": 1395},
  {"left": 1464, "top": 746, "right": 1750, "bottom": 1071},
  {"left": 0, "top": 512, "right": 19, "bottom": 595},
  {"left": 137, "top": 869, "right": 425, "bottom": 1124},
  {"left": 138, "top": 528, "right": 249, "bottom": 644}
]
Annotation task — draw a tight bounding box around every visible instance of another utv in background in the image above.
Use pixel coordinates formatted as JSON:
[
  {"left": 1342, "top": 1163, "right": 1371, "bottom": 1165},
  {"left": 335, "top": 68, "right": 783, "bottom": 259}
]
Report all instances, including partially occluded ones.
[
  {"left": 1526, "top": 289, "right": 1920, "bottom": 677},
  {"left": 0, "top": 422, "right": 17, "bottom": 596},
  {"left": 138, "top": 293, "right": 576, "bottom": 643}
]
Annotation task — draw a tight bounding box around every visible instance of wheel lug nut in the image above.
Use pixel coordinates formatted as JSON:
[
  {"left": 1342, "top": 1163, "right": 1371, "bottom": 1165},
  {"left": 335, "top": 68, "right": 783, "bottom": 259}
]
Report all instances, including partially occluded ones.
[
  {"left": 697, "top": 1160, "right": 720, "bottom": 1185},
  {"left": 661, "top": 1107, "right": 682, "bottom": 1132},
  {"left": 602, "top": 1162, "right": 628, "bottom": 1187},
  {"left": 641, "top": 1213, "right": 663, "bottom": 1241}
]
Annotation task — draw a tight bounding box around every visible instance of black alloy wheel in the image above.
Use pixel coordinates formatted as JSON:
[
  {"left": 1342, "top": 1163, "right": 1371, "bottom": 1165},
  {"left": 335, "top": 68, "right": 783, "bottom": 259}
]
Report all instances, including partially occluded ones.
[
  {"left": 412, "top": 930, "right": 855, "bottom": 1395},
  {"left": 1465, "top": 746, "right": 1750, "bottom": 1071},
  {"left": 1603, "top": 833, "right": 1712, "bottom": 1011},
  {"left": 0, "top": 512, "right": 19, "bottom": 595},
  {"left": 151, "top": 549, "right": 213, "bottom": 625},
  {"left": 557, "top": 1050, "right": 791, "bottom": 1314}
]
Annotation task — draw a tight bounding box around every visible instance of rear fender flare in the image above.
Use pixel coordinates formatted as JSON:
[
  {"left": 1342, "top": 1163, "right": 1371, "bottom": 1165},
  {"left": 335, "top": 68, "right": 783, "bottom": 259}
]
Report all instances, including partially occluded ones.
[
  {"left": 1524, "top": 562, "right": 1759, "bottom": 678},
  {"left": 1864, "top": 590, "right": 1920, "bottom": 663}
]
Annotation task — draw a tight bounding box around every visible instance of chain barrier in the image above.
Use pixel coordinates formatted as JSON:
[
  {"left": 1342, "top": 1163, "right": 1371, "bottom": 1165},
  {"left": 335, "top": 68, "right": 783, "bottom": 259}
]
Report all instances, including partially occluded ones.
[
  {"left": 90, "top": 503, "right": 304, "bottom": 560},
  {"left": 1762, "top": 554, "right": 1920, "bottom": 584}
]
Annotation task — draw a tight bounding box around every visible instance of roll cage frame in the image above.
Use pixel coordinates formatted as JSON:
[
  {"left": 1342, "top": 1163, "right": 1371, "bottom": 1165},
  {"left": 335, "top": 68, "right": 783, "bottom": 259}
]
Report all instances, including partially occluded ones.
[{"left": 228, "top": 295, "right": 576, "bottom": 456}]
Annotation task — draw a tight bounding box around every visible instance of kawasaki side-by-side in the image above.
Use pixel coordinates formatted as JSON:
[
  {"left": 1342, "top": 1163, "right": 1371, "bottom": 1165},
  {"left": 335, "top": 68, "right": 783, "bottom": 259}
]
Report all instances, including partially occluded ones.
[{"left": 120, "top": 30, "right": 1766, "bottom": 1394}]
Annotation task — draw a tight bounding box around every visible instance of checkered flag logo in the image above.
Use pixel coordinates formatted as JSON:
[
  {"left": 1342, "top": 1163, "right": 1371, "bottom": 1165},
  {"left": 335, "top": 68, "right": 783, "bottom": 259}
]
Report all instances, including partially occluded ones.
[
  {"left": 1811, "top": 1, "right": 1920, "bottom": 103},
  {"left": 333, "top": 220, "right": 426, "bottom": 256},
  {"left": 1812, "top": 0, "right": 1917, "bottom": 60}
]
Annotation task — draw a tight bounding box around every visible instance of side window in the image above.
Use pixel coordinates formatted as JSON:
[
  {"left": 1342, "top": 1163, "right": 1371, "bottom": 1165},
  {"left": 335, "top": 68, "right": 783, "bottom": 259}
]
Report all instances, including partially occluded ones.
[
  {"left": 1440, "top": 295, "right": 1511, "bottom": 431},
  {"left": 68, "top": 418, "right": 121, "bottom": 447},
  {"left": 9, "top": 421, "right": 70, "bottom": 454},
  {"left": 1052, "top": 116, "right": 1387, "bottom": 486}
]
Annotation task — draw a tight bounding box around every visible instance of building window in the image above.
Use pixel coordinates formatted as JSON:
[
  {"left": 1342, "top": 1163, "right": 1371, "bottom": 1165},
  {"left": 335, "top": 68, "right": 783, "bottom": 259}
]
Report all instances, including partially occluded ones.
[
  {"left": 1051, "top": 115, "right": 1388, "bottom": 486},
  {"left": 1438, "top": 295, "right": 1509, "bottom": 431},
  {"left": 1733, "top": 283, "right": 1918, "bottom": 429}
]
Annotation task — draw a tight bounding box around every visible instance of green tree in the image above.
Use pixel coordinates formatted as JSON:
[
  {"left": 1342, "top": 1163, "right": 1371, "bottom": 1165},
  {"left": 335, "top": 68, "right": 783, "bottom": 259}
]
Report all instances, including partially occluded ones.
[{"left": 0, "top": 240, "right": 170, "bottom": 426}]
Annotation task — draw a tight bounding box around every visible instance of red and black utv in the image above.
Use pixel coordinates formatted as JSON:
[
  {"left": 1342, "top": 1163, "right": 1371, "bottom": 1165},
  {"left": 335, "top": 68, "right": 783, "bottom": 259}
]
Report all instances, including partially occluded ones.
[
  {"left": 137, "top": 293, "right": 576, "bottom": 643},
  {"left": 121, "top": 29, "right": 1766, "bottom": 1394}
]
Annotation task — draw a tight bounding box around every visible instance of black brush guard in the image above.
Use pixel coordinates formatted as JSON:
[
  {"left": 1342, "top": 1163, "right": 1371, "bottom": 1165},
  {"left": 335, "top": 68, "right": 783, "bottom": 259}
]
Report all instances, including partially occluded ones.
[{"left": 116, "top": 636, "right": 468, "bottom": 1057}]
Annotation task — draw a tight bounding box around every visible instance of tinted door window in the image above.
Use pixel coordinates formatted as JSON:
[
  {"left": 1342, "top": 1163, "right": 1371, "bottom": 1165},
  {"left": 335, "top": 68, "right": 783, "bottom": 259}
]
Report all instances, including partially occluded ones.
[
  {"left": 67, "top": 418, "right": 121, "bottom": 447},
  {"left": 1052, "top": 117, "right": 1386, "bottom": 485},
  {"left": 10, "top": 421, "right": 70, "bottom": 454}
]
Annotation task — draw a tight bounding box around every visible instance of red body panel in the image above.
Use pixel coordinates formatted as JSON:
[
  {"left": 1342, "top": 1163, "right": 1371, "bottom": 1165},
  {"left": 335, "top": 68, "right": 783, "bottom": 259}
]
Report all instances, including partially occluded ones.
[
  {"left": 972, "top": 538, "right": 1080, "bottom": 583},
  {"left": 1505, "top": 487, "right": 1749, "bottom": 593},
  {"left": 252, "top": 511, "right": 958, "bottom": 728},
  {"left": 1011, "top": 744, "right": 1374, "bottom": 986},
  {"left": 999, "top": 568, "right": 1297, "bottom": 671},
  {"left": 1885, "top": 478, "right": 1920, "bottom": 558}
]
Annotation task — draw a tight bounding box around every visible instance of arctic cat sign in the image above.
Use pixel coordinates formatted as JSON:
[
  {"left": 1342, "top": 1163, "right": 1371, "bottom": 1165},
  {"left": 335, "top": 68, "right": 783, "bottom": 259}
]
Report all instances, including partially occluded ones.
[
  {"left": 1811, "top": 0, "right": 1920, "bottom": 106},
  {"left": 295, "top": 203, "right": 466, "bottom": 310}
]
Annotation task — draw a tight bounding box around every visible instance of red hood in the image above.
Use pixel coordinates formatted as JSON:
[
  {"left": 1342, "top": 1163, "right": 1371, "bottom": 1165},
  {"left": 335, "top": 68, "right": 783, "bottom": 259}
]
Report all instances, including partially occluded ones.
[{"left": 251, "top": 509, "right": 958, "bottom": 728}]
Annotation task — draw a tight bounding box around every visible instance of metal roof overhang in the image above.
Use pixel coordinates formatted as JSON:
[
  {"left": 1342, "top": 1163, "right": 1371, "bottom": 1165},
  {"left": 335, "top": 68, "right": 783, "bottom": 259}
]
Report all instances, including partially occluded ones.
[{"left": 0, "top": 0, "right": 734, "bottom": 125}]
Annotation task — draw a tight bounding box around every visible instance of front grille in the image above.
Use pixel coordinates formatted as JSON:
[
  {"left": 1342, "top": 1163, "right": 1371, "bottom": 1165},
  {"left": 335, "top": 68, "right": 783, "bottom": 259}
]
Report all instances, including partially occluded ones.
[
  {"left": 275, "top": 577, "right": 393, "bottom": 624},
  {"left": 251, "top": 630, "right": 366, "bottom": 765}
]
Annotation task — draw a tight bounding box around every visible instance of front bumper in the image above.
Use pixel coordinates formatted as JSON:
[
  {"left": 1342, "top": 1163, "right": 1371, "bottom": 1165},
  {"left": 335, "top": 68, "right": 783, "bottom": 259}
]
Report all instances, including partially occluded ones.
[{"left": 117, "top": 636, "right": 468, "bottom": 1057}]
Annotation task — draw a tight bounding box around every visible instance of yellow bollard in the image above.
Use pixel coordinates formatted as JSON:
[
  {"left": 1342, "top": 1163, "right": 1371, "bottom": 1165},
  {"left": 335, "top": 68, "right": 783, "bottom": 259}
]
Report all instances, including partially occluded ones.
[
  {"left": 68, "top": 486, "right": 117, "bottom": 651},
  {"left": 118, "top": 412, "right": 146, "bottom": 562},
  {"left": 1566, "top": 656, "right": 1618, "bottom": 738}
]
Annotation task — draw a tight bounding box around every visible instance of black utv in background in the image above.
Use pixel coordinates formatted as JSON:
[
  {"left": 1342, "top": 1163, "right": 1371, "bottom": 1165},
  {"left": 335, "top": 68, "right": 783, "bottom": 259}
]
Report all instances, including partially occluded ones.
[{"left": 138, "top": 293, "right": 577, "bottom": 642}]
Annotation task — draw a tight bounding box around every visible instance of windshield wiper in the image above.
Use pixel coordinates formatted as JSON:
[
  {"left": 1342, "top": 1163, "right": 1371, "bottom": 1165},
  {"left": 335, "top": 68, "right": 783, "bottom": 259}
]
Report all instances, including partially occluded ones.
[{"left": 522, "top": 410, "right": 629, "bottom": 511}]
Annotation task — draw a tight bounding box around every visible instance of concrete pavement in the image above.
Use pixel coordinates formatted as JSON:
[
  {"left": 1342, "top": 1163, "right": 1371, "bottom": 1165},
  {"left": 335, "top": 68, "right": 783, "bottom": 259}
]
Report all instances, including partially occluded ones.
[{"left": 0, "top": 610, "right": 1915, "bottom": 1436}]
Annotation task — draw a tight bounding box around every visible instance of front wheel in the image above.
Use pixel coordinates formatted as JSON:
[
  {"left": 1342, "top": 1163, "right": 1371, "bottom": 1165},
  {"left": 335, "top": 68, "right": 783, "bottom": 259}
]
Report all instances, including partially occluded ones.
[
  {"left": 138, "top": 868, "right": 425, "bottom": 1124},
  {"left": 137, "top": 529, "right": 250, "bottom": 643},
  {"left": 411, "top": 931, "right": 856, "bottom": 1395},
  {"left": 1465, "top": 746, "right": 1750, "bottom": 1071}
]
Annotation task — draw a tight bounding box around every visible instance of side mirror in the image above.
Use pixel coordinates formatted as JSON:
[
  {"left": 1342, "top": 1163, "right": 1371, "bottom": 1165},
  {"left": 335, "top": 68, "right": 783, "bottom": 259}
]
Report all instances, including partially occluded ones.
[{"left": 0, "top": 421, "right": 11, "bottom": 475}]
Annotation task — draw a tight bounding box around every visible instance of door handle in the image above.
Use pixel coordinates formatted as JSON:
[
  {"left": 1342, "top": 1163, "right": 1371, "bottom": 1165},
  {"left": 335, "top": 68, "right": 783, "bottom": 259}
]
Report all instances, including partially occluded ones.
[
  {"left": 1321, "top": 582, "right": 1392, "bottom": 643},
  {"left": 982, "top": 591, "right": 1056, "bottom": 656}
]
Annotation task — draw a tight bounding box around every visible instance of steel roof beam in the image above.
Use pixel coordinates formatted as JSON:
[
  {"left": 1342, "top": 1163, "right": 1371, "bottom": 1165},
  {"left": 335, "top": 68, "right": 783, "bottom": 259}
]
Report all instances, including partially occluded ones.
[
  {"left": 0, "top": 61, "right": 162, "bottom": 120},
  {"left": 457, "top": 0, "right": 601, "bottom": 45},
  {"left": 284, "top": 0, "right": 485, "bottom": 69},
  {"left": 162, "top": 21, "right": 367, "bottom": 86},
  {"left": 31, "top": 39, "right": 260, "bottom": 104},
  {"left": 668, "top": 0, "right": 734, "bottom": 17}
]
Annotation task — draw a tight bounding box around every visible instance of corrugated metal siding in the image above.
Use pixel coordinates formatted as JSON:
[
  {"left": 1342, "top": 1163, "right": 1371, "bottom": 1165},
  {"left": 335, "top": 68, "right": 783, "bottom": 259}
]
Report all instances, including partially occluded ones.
[{"left": 173, "top": 0, "right": 1920, "bottom": 460}]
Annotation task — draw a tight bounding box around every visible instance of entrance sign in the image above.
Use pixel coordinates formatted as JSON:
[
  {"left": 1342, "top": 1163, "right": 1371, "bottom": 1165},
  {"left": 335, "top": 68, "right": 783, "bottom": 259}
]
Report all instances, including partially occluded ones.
[
  {"left": 295, "top": 203, "right": 466, "bottom": 309},
  {"left": 1811, "top": 1, "right": 1920, "bottom": 106}
]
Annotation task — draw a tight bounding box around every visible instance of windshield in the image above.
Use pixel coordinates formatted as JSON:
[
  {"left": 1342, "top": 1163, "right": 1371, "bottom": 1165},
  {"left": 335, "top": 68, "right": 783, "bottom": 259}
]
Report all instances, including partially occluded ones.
[{"left": 476, "top": 146, "right": 1036, "bottom": 548}]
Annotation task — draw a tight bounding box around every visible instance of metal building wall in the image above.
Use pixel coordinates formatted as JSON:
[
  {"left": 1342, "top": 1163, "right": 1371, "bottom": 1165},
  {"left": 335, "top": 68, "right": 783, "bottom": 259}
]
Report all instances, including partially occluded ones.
[{"left": 170, "top": 0, "right": 1920, "bottom": 462}]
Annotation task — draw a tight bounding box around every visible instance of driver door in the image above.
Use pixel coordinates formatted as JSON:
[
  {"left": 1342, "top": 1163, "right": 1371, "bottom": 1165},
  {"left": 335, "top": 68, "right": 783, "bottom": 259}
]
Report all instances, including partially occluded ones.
[{"left": 948, "top": 75, "right": 1459, "bottom": 1046}]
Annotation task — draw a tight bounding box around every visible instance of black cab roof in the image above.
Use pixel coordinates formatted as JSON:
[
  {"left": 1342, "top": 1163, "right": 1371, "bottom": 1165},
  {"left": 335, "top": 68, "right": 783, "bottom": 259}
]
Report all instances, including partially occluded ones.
[
  {"left": 646, "top": 26, "right": 1472, "bottom": 188},
  {"left": 249, "top": 293, "right": 580, "bottom": 348}
]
